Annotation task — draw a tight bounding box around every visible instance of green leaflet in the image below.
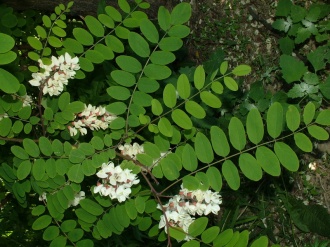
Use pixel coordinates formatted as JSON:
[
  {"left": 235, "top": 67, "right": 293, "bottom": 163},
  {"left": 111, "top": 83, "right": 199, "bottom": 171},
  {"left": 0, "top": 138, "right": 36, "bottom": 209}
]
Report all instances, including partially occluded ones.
[
  {"left": 201, "top": 226, "right": 220, "bottom": 244},
  {"left": 151, "top": 99, "right": 163, "bottom": 116},
  {"left": 17, "top": 160, "right": 32, "bottom": 180},
  {"left": 105, "top": 6, "right": 122, "bottom": 22},
  {"left": 250, "top": 236, "right": 269, "bottom": 247},
  {"left": 213, "top": 229, "right": 233, "bottom": 246},
  {"left": 246, "top": 108, "right": 264, "bottom": 144},
  {"left": 0, "top": 51, "right": 17, "bottom": 65},
  {"left": 138, "top": 77, "right": 160, "bottom": 93},
  {"left": 188, "top": 217, "right": 208, "bottom": 237},
  {"left": 239, "top": 153, "right": 262, "bottom": 181},
  {"left": 163, "top": 83, "right": 177, "bottom": 108},
  {"left": 256, "top": 146, "right": 281, "bottom": 176},
  {"left": 177, "top": 74, "right": 191, "bottom": 99},
  {"left": 182, "top": 144, "right": 197, "bottom": 171},
  {"left": 116, "top": 55, "right": 142, "bottom": 73},
  {"left": 98, "top": 14, "right": 115, "bottom": 28},
  {"left": 73, "top": 28, "right": 94, "bottom": 46},
  {"left": 67, "top": 165, "right": 84, "bottom": 183},
  {"left": 69, "top": 149, "right": 85, "bottom": 163},
  {"left": 171, "top": 109, "right": 192, "bottom": 129},
  {"left": 228, "top": 117, "right": 246, "bottom": 151},
  {"left": 308, "top": 125, "right": 329, "bottom": 140},
  {"left": 144, "top": 64, "right": 171, "bottom": 80},
  {"left": 157, "top": 6, "right": 171, "bottom": 31},
  {"left": 143, "top": 142, "right": 160, "bottom": 159},
  {"left": 200, "top": 91, "right": 222, "bottom": 108},
  {"left": 286, "top": 105, "right": 300, "bottom": 131},
  {"left": 170, "top": 2, "right": 191, "bottom": 25},
  {"left": 315, "top": 109, "right": 330, "bottom": 125},
  {"left": 211, "top": 81, "right": 224, "bottom": 94},
  {"left": 224, "top": 76, "right": 238, "bottom": 91},
  {"left": 195, "top": 132, "right": 214, "bottom": 164},
  {"left": 32, "top": 215, "right": 52, "bottom": 230},
  {"left": 80, "top": 199, "right": 104, "bottom": 216},
  {"left": 0, "top": 68, "right": 20, "bottom": 94},
  {"left": 168, "top": 25, "right": 190, "bottom": 38},
  {"left": 169, "top": 227, "right": 186, "bottom": 241},
  {"left": 137, "top": 153, "right": 153, "bottom": 166},
  {"left": 220, "top": 61, "right": 228, "bottom": 75},
  {"left": 294, "top": 133, "right": 313, "bottom": 152},
  {"left": 182, "top": 176, "right": 199, "bottom": 190},
  {"left": 158, "top": 117, "right": 173, "bottom": 137},
  {"left": 128, "top": 32, "right": 150, "bottom": 58},
  {"left": 11, "top": 145, "right": 28, "bottom": 160},
  {"left": 222, "top": 160, "right": 240, "bottom": 190},
  {"left": 274, "top": 142, "right": 299, "bottom": 172},
  {"left": 39, "top": 137, "right": 53, "bottom": 156},
  {"left": 158, "top": 37, "right": 183, "bottom": 52},
  {"left": 85, "top": 50, "right": 104, "bottom": 64},
  {"left": 267, "top": 102, "right": 283, "bottom": 139},
  {"left": 23, "top": 138, "right": 40, "bottom": 158},
  {"left": 0, "top": 33, "right": 15, "bottom": 53},
  {"left": 303, "top": 101, "right": 315, "bottom": 125},
  {"left": 111, "top": 70, "right": 136, "bottom": 87},
  {"left": 232, "top": 65, "right": 251, "bottom": 76},
  {"left": 210, "top": 126, "right": 230, "bottom": 157},
  {"left": 140, "top": 18, "right": 159, "bottom": 43},
  {"left": 194, "top": 65, "right": 205, "bottom": 90},
  {"left": 118, "top": 0, "right": 130, "bottom": 13},
  {"left": 185, "top": 100, "right": 206, "bottom": 119},
  {"left": 150, "top": 51, "right": 175, "bottom": 65},
  {"left": 107, "top": 86, "right": 131, "bottom": 100},
  {"left": 105, "top": 35, "right": 124, "bottom": 53}
]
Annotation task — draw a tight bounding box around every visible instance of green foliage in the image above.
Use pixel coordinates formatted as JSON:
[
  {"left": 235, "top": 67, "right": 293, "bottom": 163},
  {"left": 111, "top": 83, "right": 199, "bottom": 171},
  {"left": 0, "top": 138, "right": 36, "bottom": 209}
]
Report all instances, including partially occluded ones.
[
  {"left": 273, "top": 0, "right": 330, "bottom": 101},
  {"left": 0, "top": 1, "right": 329, "bottom": 246}
]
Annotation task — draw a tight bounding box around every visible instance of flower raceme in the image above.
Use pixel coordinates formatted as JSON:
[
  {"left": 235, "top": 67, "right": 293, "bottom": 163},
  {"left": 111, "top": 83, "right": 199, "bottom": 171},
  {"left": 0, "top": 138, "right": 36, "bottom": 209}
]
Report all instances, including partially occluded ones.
[
  {"left": 158, "top": 185, "right": 222, "bottom": 241},
  {"left": 93, "top": 161, "right": 140, "bottom": 203},
  {"left": 29, "top": 53, "right": 80, "bottom": 96},
  {"left": 68, "top": 104, "right": 117, "bottom": 136}
]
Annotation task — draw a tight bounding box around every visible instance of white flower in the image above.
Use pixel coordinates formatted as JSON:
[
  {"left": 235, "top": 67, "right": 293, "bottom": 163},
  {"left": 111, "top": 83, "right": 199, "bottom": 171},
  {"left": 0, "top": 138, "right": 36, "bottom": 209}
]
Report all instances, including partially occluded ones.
[
  {"left": 39, "top": 192, "right": 47, "bottom": 202},
  {"left": 68, "top": 104, "right": 117, "bottom": 136},
  {"left": 118, "top": 142, "right": 144, "bottom": 159},
  {"left": 29, "top": 52, "right": 79, "bottom": 96},
  {"left": 94, "top": 161, "right": 139, "bottom": 203},
  {"left": 68, "top": 191, "right": 85, "bottom": 207},
  {"left": 158, "top": 185, "right": 222, "bottom": 242},
  {"left": 308, "top": 162, "right": 317, "bottom": 171}
]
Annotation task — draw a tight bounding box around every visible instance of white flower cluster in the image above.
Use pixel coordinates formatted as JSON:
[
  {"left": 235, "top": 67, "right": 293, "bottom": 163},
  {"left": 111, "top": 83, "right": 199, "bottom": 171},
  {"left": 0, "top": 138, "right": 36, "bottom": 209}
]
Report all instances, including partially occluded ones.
[
  {"left": 93, "top": 161, "right": 140, "bottom": 202},
  {"left": 12, "top": 94, "right": 33, "bottom": 107},
  {"left": 158, "top": 185, "right": 222, "bottom": 241},
  {"left": 118, "top": 142, "right": 144, "bottom": 160},
  {"left": 29, "top": 52, "right": 80, "bottom": 96},
  {"left": 38, "top": 191, "right": 85, "bottom": 207},
  {"left": 68, "top": 104, "right": 117, "bottom": 136}
]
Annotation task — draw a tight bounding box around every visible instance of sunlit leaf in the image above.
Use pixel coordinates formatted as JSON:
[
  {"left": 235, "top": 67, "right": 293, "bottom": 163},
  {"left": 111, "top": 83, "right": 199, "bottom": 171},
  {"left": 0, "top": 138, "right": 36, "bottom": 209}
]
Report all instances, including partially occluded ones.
[
  {"left": 274, "top": 142, "right": 299, "bottom": 172},
  {"left": 267, "top": 102, "right": 283, "bottom": 138},
  {"left": 222, "top": 160, "right": 240, "bottom": 190},
  {"left": 246, "top": 108, "right": 264, "bottom": 144},
  {"left": 239, "top": 153, "right": 262, "bottom": 181},
  {"left": 256, "top": 146, "right": 281, "bottom": 176},
  {"left": 228, "top": 117, "right": 246, "bottom": 151},
  {"left": 195, "top": 132, "right": 214, "bottom": 163}
]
